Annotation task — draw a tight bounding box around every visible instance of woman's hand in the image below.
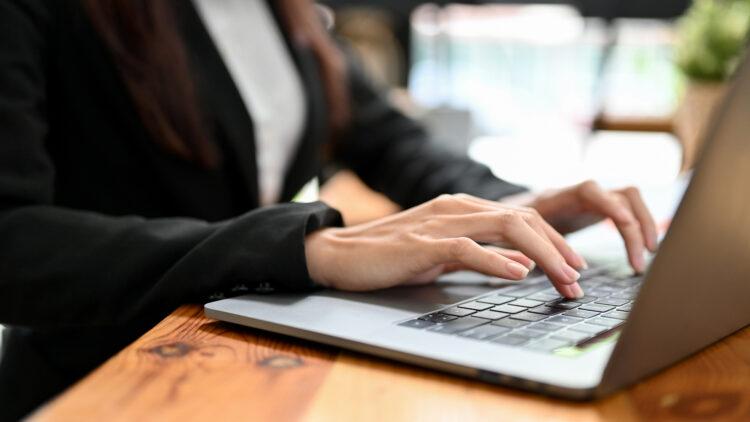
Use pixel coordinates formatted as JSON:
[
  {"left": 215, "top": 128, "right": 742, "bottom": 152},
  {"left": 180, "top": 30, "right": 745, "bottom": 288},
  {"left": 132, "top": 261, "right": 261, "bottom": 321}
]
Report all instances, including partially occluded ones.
[
  {"left": 503, "top": 181, "right": 658, "bottom": 273},
  {"left": 305, "top": 194, "right": 587, "bottom": 298}
]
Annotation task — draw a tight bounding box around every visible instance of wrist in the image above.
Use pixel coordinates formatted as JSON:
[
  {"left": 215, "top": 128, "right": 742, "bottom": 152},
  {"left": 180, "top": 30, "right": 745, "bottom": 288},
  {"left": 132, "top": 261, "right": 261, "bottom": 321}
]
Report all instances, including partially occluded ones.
[{"left": 304, "top": 227, "right": 342, "bottom": 288}]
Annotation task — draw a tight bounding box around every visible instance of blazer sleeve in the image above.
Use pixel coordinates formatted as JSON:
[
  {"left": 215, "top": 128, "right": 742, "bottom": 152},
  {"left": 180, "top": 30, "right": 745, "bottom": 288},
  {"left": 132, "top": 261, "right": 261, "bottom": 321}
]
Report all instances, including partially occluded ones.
[
  {"left": 0, "top": 0, "right": 343, "bottom": 328},
  {"left": 334, "top": 54, "right": 528, "bottom": 209}
]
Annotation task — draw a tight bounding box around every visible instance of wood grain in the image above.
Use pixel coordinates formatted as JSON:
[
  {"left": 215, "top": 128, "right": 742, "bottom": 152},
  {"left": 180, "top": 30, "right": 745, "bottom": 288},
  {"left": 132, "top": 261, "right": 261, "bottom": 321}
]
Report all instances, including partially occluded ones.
[
  {"left": 303, "top": 327, "right": 750, "bottom": 422},
  {"left": 31, "top": 304, "right": 750, "bottom": 422},
  {"left": 30, "top": 306, "right": 337, "bottom": 422}
]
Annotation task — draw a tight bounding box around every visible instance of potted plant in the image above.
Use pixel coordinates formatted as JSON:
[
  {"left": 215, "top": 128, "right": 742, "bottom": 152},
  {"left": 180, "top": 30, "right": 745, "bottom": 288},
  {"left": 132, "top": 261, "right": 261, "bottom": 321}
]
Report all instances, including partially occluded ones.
[{"left": 674, "top": 0, "right": 750, "bottom": 169}]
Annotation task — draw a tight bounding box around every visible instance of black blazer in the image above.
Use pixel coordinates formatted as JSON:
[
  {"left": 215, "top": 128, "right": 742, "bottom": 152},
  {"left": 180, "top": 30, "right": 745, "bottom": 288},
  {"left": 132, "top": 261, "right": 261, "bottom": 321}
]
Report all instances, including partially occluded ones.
[{"left": 0, "top": 0, "right": 524, "bottom": 418}]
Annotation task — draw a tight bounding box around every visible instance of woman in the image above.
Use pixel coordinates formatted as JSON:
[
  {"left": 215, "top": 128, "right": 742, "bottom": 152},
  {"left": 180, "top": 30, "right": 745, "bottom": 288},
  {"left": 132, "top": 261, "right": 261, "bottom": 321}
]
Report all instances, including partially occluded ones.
[{"left": 0, "top": 0, "right": 657, "bottom": 419}]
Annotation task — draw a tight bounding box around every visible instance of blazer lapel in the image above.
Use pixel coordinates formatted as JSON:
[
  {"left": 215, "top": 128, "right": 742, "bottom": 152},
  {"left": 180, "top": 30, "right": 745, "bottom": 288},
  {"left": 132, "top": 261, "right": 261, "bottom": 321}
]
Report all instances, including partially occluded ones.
[
  {"left": 269, "top": 1, "right": 328, "bottom": 203},
  {"left": 177, "top": 1, "right": 261, "bottom": 209},
  {"left": 177, "top": 0, "right": 328, "bottom": 207}
]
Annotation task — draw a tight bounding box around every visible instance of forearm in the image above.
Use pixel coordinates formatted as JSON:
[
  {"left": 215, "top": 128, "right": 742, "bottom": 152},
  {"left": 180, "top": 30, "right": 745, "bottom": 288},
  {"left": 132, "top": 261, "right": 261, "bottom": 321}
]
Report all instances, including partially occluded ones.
[{"left": 0, "top": 202, "right": 342, "bottom": 328}]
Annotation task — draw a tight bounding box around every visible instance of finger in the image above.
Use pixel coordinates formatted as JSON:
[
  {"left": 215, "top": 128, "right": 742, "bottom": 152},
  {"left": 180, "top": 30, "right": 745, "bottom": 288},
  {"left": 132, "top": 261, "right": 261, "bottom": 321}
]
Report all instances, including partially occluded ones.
[
  {"left": 526, "top": 214, "right": 588, "bottom": 270},
  {"left": 501, "top": 219, "right": 583, "bottom": 296},
  {"left": 621, "top": 188, "right": 658, "bottom": 252},
  {"left": 558, "top": 282, "right": 584, "bottom": 299},
  {"left": 426, "top": 212, "right": 580, "bottom": 282},
  {"left": 614, "top": 201, "right": 647, "bottom": 273},
  {"left": 453, "top": 194, "right": 588, "bottom": 269},
  {"left": 485, "top": 246, "right": 535, "bottom": 269},
  {"left": 434, "top": 237, "right": 531, "bottom": 281},
  {"left": 579, "top": 183, "right": 647, "bottom": 272},
  {"left": 431, "top": 211, "right": 584, "bottom": 274}
]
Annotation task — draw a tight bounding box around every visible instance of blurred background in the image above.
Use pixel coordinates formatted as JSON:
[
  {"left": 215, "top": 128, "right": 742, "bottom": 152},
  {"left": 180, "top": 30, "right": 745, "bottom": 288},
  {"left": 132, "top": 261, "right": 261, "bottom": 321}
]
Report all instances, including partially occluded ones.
[{"left": 317, "top": 0, "right": 750, "bottom": 224}]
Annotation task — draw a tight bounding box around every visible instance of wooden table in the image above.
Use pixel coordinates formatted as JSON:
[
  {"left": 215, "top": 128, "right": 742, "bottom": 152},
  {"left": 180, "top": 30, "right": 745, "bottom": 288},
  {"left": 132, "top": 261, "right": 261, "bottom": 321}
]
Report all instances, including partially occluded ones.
[
  {"left": 30, "top": 172, "right": 750, "bottom": 421},
  {"left": 30, "top": 305, "right": 750, "bottom": 421}
]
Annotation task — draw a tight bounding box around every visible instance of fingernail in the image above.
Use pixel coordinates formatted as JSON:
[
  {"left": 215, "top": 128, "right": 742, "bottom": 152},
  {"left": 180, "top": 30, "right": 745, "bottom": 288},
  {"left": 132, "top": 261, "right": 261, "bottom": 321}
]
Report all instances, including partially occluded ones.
[
  {"left": 578, "top": 254, "right": 589, "bottom": 270},
  {"left": 650, "top": 236, "right": 659, "bottom": 252},
  {"left": 528, "top": 261, "right": 537, "bottom": 271},
  {"left": 634, "top": 253, "right": 646, "bottom": 273},
  {"left": 571, "top": 282, "right": 584, "bottom": 299},
  {"left": 561, "top": 264, "right": 581, "bottom": 283},
  {"left": 507, "top": 262, "right": 530, "bottom": 279}
]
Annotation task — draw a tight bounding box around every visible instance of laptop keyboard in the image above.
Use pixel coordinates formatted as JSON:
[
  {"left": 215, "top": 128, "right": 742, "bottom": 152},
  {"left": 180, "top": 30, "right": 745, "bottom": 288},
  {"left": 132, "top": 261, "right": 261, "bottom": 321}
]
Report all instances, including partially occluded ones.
[{"left": 399, "top": 267, "right": 642, "bottom": 353}]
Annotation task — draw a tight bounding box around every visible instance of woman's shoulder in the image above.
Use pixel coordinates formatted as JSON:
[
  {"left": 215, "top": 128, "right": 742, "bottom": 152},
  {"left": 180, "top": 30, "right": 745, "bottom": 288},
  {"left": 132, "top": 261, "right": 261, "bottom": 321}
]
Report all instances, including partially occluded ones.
[
  {"left": 0, "top": 0, "right": 59, "bottom": 39},
  {"left": 0, "top": 0, "right": 54, "bottom": 20}
]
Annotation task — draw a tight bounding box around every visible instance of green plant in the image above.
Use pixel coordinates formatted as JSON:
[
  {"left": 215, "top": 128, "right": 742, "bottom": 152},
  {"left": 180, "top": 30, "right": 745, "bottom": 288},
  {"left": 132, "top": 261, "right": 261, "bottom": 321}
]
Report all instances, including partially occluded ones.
[{"left": 676, "top": 0, "right": 750, "bottom": 81}]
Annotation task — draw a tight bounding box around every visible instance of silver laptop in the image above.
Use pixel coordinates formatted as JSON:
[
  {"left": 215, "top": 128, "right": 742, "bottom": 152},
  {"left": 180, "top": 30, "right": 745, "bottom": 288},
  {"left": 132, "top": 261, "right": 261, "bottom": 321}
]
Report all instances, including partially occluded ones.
[{"left": 205, "top": 50, "right": 750, "bottom": 400}]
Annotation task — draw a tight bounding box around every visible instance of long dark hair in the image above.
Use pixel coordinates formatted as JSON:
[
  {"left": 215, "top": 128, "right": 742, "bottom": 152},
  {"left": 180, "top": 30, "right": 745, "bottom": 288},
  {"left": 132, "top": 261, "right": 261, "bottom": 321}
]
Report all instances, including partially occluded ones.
[{"left": 83, "top": 0, "right": 350, "bottom": 168}]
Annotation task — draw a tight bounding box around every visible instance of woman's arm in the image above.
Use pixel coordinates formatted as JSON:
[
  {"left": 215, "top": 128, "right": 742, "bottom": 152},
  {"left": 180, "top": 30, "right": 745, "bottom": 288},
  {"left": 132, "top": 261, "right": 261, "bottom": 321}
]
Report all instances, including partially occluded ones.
[
  {"left": 334, "top": 55, "right": 527, "bottom": 209},
  {"left": 0, "top": 203, "right": 341, "bottom": 327},
  {"left": 0, "top": 0, "right": 342, "bottom": 328}
]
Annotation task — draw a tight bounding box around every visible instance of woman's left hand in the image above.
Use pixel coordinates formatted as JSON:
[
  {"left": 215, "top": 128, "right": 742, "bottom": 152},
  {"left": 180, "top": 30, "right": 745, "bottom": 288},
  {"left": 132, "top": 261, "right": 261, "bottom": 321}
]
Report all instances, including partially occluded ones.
[{"left": 502, "top": 181, "right": 659, "bottom": 273}]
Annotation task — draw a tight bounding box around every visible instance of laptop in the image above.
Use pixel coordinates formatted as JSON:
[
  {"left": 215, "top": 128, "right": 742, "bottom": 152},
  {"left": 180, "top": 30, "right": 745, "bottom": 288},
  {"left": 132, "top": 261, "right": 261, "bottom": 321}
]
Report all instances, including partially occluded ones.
[{"left": 205, "top": 50, "right": 750, "bottom": 400}]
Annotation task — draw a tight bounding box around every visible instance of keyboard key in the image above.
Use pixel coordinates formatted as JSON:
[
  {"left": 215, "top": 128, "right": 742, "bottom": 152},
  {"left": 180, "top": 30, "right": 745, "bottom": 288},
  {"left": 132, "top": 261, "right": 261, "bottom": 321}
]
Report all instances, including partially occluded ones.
[
  {"left": 458, "top": 324, "right": 510, "bottom": 340},
  {"left": 508, "top": 298, "right": 545, "bottom": 308},
  {"left": 491, "top": 304, "right": 526, "bottom": 314},
  {"left": 419, "top": 313, "right": 457, "bottom": 324},
  {"left": 490, "top": 334, "right": 530, "bottom": 346},
  {"left": 618, "top": 304, "right": 633, "bottom": 312},
  {"left": 548, "top": 300, "right": 581, "bottom": 310},
  {"left": 611, "top": 280, "right": 634, "bottom": 288},
  {"left": 399, "top": 319, "right": 435, "bottom": 329},
  {"left": 510, "top": 311, "right": 547, "bottom": 322},
  {"left": 426, "top": 317, "right": 489, "bottom": 334},
  {"left": 562, "top": 309, "right": 600, "bottom": 319},
  {"left": 528, "top": 305, "right": 564, "bottom": 316},
  {"left": 441, "top": 307, "right": 476, "bottom": 317},
  {"left": 583, "top": 276, "right": 610, "bottom": 285},
  {"left": 611, "top": 292, "right": 636, "bottom": 300},
  {"left": 530, "top": 321, "right": 565, "bottom": 332},
  {"left": 579, "top": 267, "right": 607, "bottom": 279},
  {"left": 594, "top": 284, "right": 620, "bottom": 292},
  {"left": 569, "top": 323, "right": 608, "bottom": 335},
  {"left": 579, "top": 303, "right": 615, "bottom": 313},
  {"left": 551, "top": 330, "right": 591, "bottom": 343},
  {"left": 458, "top": 301, "right": 494, "bottom": 311},
  {"left": 571, "top": 295, "right": 598, "bottom": 304},
  {"left": 588, "top": 317, "right": 624, "bottom": 328},
  {"left": 538, "top": 287, "right": 559, "bottom": 295},
  {"left": 617, "top": 275, "right": 643, "bottom": 285},
  {"left": 514, "top": 328, "right": 547, "bottom": 339},
  {"left": 525, "top": 338, "right": 572, "bottom": 352},
  {"left": 596, "top": 298, "right": 630, "bottom": 306},
  {"left": 477, "top": 295, "right": 515, "bottom": 305},
  {"left": 528, "top": 293, "right": 559, "bottom": 302},
  {"left": 502, "top": 283, "right": 548, "bottom": 298},
  {"left": 491, "top": 318, "right": 530, "bottom": 329},
  {"left": 472, "top": 310, "right": 509, "bottom": 320},
  {"left": 548, "top": 315, "right": 584, "bottom": 325},
  {"left": 604, "top": 310, "right": 629, "bottom": 320}
]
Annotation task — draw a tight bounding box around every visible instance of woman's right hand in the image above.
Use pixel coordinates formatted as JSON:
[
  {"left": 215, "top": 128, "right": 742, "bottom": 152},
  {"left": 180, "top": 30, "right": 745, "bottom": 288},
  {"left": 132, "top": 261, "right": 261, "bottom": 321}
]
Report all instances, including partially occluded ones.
[{"left": 305, "top": 194, "right": 588, "bottom": 298}]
